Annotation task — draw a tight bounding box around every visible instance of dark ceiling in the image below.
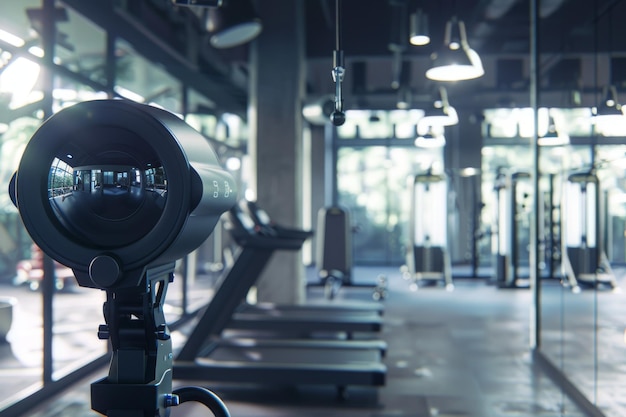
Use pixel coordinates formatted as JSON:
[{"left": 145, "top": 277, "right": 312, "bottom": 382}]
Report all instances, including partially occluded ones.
[
  {"left": 304, "top": 0, "right": 622, "bottom": 59},
  {"left": 49, "top": 0, "right": 626, "bottom": 116},
  {"left": 300, "top": 0, "right": 626, "bottom": 111}
]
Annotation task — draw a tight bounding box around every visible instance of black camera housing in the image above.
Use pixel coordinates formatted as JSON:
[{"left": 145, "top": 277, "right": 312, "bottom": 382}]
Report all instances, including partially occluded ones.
[{"left": 10, "top": 100, "right": 237, "bottom": 289}]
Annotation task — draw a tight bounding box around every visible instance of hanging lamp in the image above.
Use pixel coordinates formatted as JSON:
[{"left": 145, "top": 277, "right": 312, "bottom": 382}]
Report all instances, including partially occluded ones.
[
  {"left": 206, "top": 0, "right": 262, "bottom": 49},
  {"left": 426, "top": 17, "right": 484, "bottom": 81},
  {"left": 415, "top": 127, "right": 446, "bottom": 148},
  {"left": 409, "top": 9, "right": 430, "bottom": 46},
  {"left": 538, "top": 114, "right": 569, "bottom": 146},
  {"left": 592, "top": 85, "right": 624, "bottom": 130},
  {"left": 419, "top": 86, "right": 458, "bottom": 127}
]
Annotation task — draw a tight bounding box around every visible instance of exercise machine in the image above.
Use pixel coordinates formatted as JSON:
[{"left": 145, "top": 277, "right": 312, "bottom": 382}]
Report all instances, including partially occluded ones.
[
  {"left": 241, "top": 199, "right": 385, "bottom": 316},
  {"left": 173, "top": 205, "right": 387, "bottom": 393},
  {"left": 492, "top": 170, "right": 532, "bottom": 288},
  {"left": 223, "top": 202, "right": 386, "bottom": 336},
  {"left": 315, "top": 205, "right": 387, "bottom": 300},
  {"left": 404, "top": 172, "right": 453, "bottom": 290},
  {"left": 561, "top": 171, "right": 617, "bottom": 292}
]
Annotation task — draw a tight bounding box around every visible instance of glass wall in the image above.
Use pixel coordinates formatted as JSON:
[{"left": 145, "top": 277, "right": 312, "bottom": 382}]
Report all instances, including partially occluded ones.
[
  {"left": 0, "top": 2, "right": 247, "bottom": 413},
  {"left": 334, "top": 109, "right": 445, "bottom": 266},
  {"left": 480, "top": 83, "right": 626, "bottom": 417},
  {"left": 1, "top": 2, "right": 52, "bottom": 405},
  {"left": 537, "top": 142, "right": 626, "bottom": 416},
  {"left": 528, "top": 2, "right": 626, "bottom": 413}
]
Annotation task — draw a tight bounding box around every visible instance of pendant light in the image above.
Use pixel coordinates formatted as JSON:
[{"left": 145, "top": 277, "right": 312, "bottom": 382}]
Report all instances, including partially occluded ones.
[
  {"left": 415, "top": 126, "right": 446, "bottom": 148},
  {"left": 592, "top": 85, "right": 624, "bottom": 134},
  {"left": 538, "top": 114, "right": 569, "bottom": 146},
  {"left": 426, "top": 16, "right": 484, "bottom": 82},
  {"left": 409, "top": 9, "right": 430, "bottom": 46},
  {"left": 206, "top": 0, "right": 262, "bottom": 49},
  {"left": 591, "top": 6, "right": 624, "bottom": 133},
  {"left": 419, "top": 86, "right": 458, "bottom": 127}
]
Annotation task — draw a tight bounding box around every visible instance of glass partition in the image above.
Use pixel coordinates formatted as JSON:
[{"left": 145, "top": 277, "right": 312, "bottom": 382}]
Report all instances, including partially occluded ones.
[
  {"left": 336, "top": 144, "right": 442, "bottom": 265},
  {"left": 482, "top": 94, "right": 626, "bottom": 415},
  {"left": 537, "top": 133, "right": 626, "bottom": 417},
  {"left": 115, "top": 38, "right": 183, "bottom": 114},
  {"left": 55, "top": 8, "right": 107, "bottom": 86},
  {"left": 0, "top": 3, "right": 230, "bottom": 413},
  {"left": 0, "top": 5, "right": 47, "bottom": 401}
]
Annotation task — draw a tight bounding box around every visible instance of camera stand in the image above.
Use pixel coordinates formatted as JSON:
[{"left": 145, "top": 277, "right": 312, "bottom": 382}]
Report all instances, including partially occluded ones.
[{"left": 90, "top": 263, "right": 230, "bottom": 417}]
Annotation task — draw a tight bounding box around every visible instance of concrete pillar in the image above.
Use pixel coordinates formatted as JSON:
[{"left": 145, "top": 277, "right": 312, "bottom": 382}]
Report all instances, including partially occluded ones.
[
  {"left": 308, "top": 124, "right": 327, "bottom": 266},
  {"left": 445, "top": 113, "right": 483, "bottom": 264},
  {"left": 248, "top": 0, "right": 305, "bottom": 304}
]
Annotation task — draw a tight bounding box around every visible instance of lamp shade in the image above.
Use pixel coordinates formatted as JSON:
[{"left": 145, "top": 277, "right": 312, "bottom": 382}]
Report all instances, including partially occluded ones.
[
  {"left": 410, "top": 10, "right": 430, "bottom": 46},
  {"left": 420, "top": 103, "right": 458, "bottom": 127},
  {"left": 592, "top": 85, "right": 624, "bottom": 128},
  {"left": 426, "top": 18, "right": 484, "bottom": 81},
  {"left": 538, "top": 115, "right": 569, "bottom": 146},
  {"left": 426, "top": 47, "right": 484, "bottom": 81},
  {"left": 206, "top": 0, "right": 262, "bottom": 48},
  {"left": 419, "top": 86, "right": 458, "bottom": 127},
  {"left": 415, "top": 130, "right": 446, "bottom": 148}
]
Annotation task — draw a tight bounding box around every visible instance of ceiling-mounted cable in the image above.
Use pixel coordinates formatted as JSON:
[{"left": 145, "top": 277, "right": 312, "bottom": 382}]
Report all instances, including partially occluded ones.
[{"left": 330, "top": 0, "right": 346, "bottom": 126}]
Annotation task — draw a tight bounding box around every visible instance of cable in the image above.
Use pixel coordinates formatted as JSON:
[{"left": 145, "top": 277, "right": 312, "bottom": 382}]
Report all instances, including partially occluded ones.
[
  {"left": 331, "top": 0, "right": 346, "bottom": 126},
  {"left": 335, "top": 0, "right": 342, "bottom": 51},
  {"left": 173, "top": 386, "right": 231, "bottom": 417}
]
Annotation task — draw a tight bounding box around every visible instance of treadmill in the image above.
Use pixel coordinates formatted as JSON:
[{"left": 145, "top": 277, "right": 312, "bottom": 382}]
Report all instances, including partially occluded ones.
[
  {"left": 172, "top": 207, "right": 386, "bottom": 390},
  {"left": 240, "top": 199, "right": 384, "bottom": 316},
  {"left": 223, "top": 202, "right": 386, "bottom": 337}
]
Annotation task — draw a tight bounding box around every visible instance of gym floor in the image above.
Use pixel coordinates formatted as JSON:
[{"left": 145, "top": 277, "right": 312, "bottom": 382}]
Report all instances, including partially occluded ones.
[{"left": 26, "top": 267, "right": 588, "bottom": 417}]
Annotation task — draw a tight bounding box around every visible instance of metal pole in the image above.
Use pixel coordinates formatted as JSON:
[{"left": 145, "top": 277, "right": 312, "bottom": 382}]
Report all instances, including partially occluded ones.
[
  {"left": 40, "top": 0, "right": 57, "bottom": 384},
  {"left": 530, "top": 0, "right": 541, "bottom": 350}
]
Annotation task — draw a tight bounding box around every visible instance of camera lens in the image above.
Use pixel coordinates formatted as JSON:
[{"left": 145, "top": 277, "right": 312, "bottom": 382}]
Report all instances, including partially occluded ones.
[{"left": 48, "top": 126, "right": 166, "bottom": 248}]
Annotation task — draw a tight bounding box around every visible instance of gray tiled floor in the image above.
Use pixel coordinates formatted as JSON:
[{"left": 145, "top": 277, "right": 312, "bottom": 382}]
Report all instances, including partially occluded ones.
[{"left": 22, "top": 268, "right": 589, "bottom": 417}]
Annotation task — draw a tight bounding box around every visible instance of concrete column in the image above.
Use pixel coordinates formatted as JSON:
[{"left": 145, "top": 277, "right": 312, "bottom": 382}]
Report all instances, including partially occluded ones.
[
  {"left": 308, "top": 124, "right": 326, "bottom": 266},
  {"left": 445, "top": 113, "right": 483, "bottom": 264},
  {"left": 248, "top": 0, "right": 305, "bottom": 304}
]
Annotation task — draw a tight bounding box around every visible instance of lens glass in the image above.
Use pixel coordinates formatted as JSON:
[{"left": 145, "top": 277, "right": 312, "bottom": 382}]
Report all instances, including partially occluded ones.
[{"left": 47, "top": 126, "right": 167, "bottom": 248}]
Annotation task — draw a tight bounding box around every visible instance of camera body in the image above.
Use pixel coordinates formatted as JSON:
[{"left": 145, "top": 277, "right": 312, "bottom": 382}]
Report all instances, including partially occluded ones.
[{"left": 10, "top": 100, "right": 237, "bottom": 289}]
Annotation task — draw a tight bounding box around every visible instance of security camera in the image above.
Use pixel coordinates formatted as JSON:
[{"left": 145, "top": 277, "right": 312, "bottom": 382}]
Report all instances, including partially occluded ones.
[
  {"left": 9, "top": 99, "right": 237, "bottom": 416},
  {"left": 9, "top": 99, "right": 237, "bottom": 289}
]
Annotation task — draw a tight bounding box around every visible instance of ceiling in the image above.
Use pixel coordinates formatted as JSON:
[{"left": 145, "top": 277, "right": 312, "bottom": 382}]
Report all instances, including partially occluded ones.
[
  {"left": 304, "top": 0, "right": 611, "bottom": 59},
  {"left": 3, "top": 0, "right": 626, "bottom": 118},
  {"left": 301, "top": 0, "right": 626, "bottom": 112}
]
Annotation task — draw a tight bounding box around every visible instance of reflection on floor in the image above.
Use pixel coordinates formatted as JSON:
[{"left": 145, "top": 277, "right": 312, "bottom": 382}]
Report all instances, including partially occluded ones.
[{"left": 15, "top": 267, "right": 599, "bottom": 417}]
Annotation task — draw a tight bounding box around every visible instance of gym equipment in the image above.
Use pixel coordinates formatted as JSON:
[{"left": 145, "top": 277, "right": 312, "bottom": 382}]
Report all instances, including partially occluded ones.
[
  {"left": 9, "top": 100, "right": 236, "bottom": 417},
  {"left": 404, "top": 172, "right": 454, "bottom": 291},
  {"left": 492, "top": 170, "right": 532, "bottom": 288},
  {"left": 241, "top": 199, "right": 385, "bottom": 315},
  {"left": 224, "top": 202, "right": 385, "bottom": 335},
  {"left": 561, "top": 171, "right": 617, "bottom": 292},
  {"left": 173, "top": 205, "right": 387, "bottom": 392},
  {"left": 315, "top": 206, "right": 387, "bottom": 300},
  {"left": 244, "top": 199, "right": 314, "bottom": 242}
]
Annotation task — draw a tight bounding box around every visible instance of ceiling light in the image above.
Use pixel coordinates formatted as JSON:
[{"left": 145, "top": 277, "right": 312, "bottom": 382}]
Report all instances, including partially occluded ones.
[
  {"left": 538, "top": 115, "right": 569, "bottom": 146},
  {"left": 415, "top": 129, "right": 446, "bottom": 148},
  {"left": 396, "top": 87, "right": 412, "bottom": 109},
  {"left": 206, "top": 0, "right": 262, "bottom": 49},
  {"left": 302, "top": 95, "right": 335, "bottom": 125},
  {"left": 592, "top": 85, "right": 624, "bottom": 129},
  {"left": 419, "top": 86, "right": 458, "bottom": 127},
  {"left": 409, "top": 9, "right": 430, "bottom": 46},
  {"left": 426, "top": 17, "right": 484, "bottom": 82}
]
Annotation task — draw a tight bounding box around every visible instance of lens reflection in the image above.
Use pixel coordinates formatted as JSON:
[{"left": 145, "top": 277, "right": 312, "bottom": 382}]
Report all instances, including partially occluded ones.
[{"left": 47, "top": 128, "right": 168, "bottom": 248}]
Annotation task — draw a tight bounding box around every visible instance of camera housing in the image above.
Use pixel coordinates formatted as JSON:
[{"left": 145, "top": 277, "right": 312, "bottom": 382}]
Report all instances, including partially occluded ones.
[{"left": 9, "top": 99, "right": 237, "bottom": 289}]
